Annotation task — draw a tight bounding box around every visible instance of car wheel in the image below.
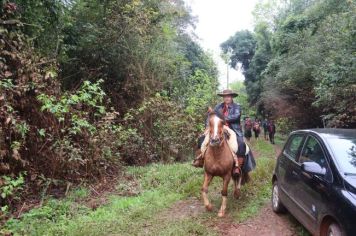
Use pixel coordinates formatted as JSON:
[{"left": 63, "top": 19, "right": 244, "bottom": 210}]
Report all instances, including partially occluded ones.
[
  {"left": 327, "top": 222, "right": 343, "bottom": 236},
  {"left": 272, "top": 180, "right": 286, "bottom": 213}
]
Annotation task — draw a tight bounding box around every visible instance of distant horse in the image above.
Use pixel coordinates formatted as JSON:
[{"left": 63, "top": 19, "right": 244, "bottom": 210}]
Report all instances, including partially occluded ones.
[{"left": 201, "top": 109, "right": 246, "bottom": 217}]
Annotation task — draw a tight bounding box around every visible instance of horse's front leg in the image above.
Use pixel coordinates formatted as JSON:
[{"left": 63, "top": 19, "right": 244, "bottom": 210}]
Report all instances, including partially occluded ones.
[
  {"left": 202, "top": 172, "right": 213, "bottom": 211},
  {"left": 218, "top": 174, "right": 231, "bottom": 217}
]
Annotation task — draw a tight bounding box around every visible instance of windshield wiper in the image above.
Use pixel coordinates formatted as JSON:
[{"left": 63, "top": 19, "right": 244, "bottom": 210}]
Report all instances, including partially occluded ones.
[{"left": 344, "top": 172, "right": 356, "bottom": 176}]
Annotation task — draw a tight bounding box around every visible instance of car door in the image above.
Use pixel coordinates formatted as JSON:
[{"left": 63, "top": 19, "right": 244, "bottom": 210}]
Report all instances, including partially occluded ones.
[
  {"left": 278, "top": 133, "right": 305, "bottom": 206},
  {"left": 293, "top": 135, "right": 333, "bottom": 232}
]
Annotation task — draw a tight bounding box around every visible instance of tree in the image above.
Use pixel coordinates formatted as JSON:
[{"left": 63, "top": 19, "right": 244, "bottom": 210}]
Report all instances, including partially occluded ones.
[{"left": 222, "top": 0, "right": 355, "bottom": 128}]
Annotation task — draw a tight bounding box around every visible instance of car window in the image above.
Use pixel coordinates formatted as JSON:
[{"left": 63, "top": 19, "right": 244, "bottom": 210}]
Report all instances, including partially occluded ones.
[
  {"left": 327, "top": 137, "right": 356, "bottom": 175},
  {"left": 300, "top": 136, "right": 327, "bottom": 168},
  {"left": 284, "top": 134, "right": 304, "bottom": 161}
]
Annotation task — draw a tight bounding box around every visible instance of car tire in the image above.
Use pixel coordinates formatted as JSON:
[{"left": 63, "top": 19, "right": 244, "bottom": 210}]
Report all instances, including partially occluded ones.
[
  {"left": 272, "top": 180, "right": 286, "bottom": 213},
  {"left": 326, "top": 222, "right": 343, "bottom": 236}
]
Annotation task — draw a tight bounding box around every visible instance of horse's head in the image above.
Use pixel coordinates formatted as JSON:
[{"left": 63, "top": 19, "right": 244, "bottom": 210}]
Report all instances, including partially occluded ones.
[{"left": 208, "top": 110, "right": 225, "bottom": 147}]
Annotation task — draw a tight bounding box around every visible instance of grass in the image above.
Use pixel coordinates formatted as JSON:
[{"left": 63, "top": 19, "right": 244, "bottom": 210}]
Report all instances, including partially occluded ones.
[
  {"left": 3, "top": 164, "right": 206, "bottom": 235},
  {"left": 3, "top": 138, "right": 283, "bottom": 236},
  {"left": 250, "top": 137, "right": 276, "bottom": 158},
  {"left": 232, "top": 157, "right": 275, "bottom": 222},
  {"left": 274, "top": 133, "right": 288, "bottom": 147}
]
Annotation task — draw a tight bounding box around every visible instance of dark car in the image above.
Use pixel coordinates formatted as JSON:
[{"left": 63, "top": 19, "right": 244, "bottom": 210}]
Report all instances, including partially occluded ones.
[{"left": 272, "top": 129, "right": 356, "bottom": 236}]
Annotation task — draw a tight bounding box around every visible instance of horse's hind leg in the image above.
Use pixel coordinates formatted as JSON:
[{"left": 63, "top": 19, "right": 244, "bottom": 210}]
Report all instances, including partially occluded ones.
[
  {"left": 218, "top": 175, "right": 231, "bottom": 217},
  {"left": 233, "top": 174, "right": 243, "bottom": 199},
  {"left": 202, "top": 173, "right": 213, "bottom": 211}
]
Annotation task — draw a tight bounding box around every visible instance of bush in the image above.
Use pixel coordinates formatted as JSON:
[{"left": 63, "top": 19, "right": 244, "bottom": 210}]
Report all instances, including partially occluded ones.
[
  {"left": 122, "top": 95, "right": 197, "bottom": 165},
  {"left": 275, "top": 117, "right": 296, "bottom": 135},
  {"left": 0, "top": 173, "right": 25, "bottom": 218},
  {"left": 0, "top": 5, "right": 128, "bottom": 212}
]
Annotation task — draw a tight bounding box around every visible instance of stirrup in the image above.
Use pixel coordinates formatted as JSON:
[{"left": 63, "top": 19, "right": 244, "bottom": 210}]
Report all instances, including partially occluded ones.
[
  {"left": 233, "top": 166, "right": 241, "bottom": 177},
  {"left": 192, "top": 154, "right": 204, "bottom": 168}
]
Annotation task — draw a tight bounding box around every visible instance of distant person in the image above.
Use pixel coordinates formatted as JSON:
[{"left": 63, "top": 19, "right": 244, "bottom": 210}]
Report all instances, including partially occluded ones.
[
  {"left": 262, "top": 119, "right": 269, "bottom": 141},
  {"left": 268, "top": 120, "right": 276, "bottom": 144},
  {"left": 244, "top": 117, "right": 252, "bottom": 141},
  {"left": 253, "top": 118, "right": 261, "bottom": 140}
]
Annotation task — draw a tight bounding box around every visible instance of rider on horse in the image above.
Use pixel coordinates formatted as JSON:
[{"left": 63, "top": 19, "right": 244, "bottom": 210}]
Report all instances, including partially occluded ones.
[{"left": 193, "top": 89, "right": 256, "bottom": 176}]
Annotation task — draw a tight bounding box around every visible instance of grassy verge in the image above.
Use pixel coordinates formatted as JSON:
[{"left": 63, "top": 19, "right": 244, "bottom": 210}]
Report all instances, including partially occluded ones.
[
  {"left": 3, "top": 164, "right": 209, "bottom": 235},
  {"left": 3, "top": 139, "right": 277, "bottom": 236}
]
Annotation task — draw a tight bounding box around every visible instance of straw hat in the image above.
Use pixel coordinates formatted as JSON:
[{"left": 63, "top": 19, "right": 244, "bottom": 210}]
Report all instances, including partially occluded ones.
[{"left": 217, "top": 89, "right": 238, "bottom": 97}]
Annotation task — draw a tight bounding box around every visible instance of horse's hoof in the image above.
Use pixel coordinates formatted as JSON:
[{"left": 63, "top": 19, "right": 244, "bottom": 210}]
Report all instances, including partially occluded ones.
[
  {"left": 234, "top": 189, "right": 241, "bottom": 199},
  {"left": 205, "top": 204, "right": 213, "bottom": 211},
  {"left": 218, "top": 210, "right": 225, "bottom": 217}
]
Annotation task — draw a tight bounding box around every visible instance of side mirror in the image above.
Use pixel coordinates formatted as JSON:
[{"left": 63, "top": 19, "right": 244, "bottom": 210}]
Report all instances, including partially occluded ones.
[{"left": 301, "top": 161, "right": 326, "bottom": 176}]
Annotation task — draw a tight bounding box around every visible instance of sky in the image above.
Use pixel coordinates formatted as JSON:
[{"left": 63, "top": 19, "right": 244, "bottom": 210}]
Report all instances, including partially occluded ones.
[{"left": 185, "top": 0, "right": 259, "bottom": 88}]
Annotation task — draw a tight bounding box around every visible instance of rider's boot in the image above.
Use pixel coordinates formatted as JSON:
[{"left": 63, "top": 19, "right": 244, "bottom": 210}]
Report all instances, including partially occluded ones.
[
  {"left": 232, "top": 155, "right": 240, "bottom": 177},
  {"left": 232, "top": 155, "right": 244, "bottom": 177},
  {"left": 192, "top": 150, "right": 204, "bottom": 168}
]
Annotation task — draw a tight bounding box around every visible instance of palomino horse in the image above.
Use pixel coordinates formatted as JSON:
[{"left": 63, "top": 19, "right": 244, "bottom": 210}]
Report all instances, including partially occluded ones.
[{"left": 201, "top": 110, "right": 245, "bottom": 217}]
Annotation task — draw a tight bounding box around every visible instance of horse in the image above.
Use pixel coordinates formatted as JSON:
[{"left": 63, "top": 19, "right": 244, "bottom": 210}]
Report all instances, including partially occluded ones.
[{"left": 201, "top": 109, "right": 246, "bottom": 217}]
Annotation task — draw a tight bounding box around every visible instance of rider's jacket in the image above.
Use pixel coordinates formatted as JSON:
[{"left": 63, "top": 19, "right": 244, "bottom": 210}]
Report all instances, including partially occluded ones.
[{"left": 213, "top": 102, "right": 243, "bottom": 137}]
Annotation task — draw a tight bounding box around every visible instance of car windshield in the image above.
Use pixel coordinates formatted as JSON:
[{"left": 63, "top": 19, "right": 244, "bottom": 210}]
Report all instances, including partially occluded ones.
[{"left": 327, "top": 137, "right": 356, "bottom": 175}]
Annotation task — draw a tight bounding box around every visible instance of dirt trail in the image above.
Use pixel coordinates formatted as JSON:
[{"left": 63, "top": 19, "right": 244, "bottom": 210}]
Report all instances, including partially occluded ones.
[
  {"left": 163, "top": 198, "right": 299, "bottom": 236},
  {"left": 215, "top": 204, "right": 298, "bottom": 236}
]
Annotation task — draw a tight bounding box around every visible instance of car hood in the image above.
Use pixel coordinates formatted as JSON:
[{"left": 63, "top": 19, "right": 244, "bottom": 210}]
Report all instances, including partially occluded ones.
[{"left": 344, "top": 176, "right": 356, "bottom": 202}]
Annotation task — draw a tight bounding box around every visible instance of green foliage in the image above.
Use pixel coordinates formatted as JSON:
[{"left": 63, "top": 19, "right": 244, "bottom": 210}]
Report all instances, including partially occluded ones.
[
  {"left": 0, "top": 173, "right": 25, "bottom": 217},
  {"left": 310, "top": 8, "right": 356, "bottom": 127},
  {"left": 14, "top": 121, "right": 29, "bottom": 139},
  {"left": 230, "top": 81, "right": 255, "bottom": 118},
  {"left": 221, "top": 30, "right": 256, "bottom": 71},
  {"left": 122, "top": 95, "right": 199, "bottom": 165},
  {"left": 221, "top": 24, "right": 272, "bottom": 105},
  {"left": 37, "top": 79, "right": 106, "bottom": 135},
  {"left": 0, "top": 174, "right": 24, "bottom": 200},
  {"left": 222, "top": 0, "right": 355, "bottom": 128},
  {"left": 276, "top": 117, "right": 296, "bottom": 135},
  {"left": 182, "top": 69, "right": 219, "bottom": 130},
  {"left": 1, "top": 2, "right": 127, "bottom": 204},
  {"left": 57, "top": 0, "right": 207, "bottom": 113}
]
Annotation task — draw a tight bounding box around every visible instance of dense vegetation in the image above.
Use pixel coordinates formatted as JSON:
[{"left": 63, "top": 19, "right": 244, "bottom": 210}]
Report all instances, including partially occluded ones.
[
  {"left": 221, "top": 0, "right": 355, "bottom": 129},
  {"left": 0, "top": 0, "right": 218, "bottom": 217}
]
